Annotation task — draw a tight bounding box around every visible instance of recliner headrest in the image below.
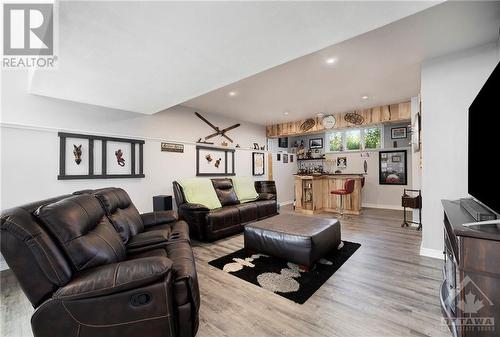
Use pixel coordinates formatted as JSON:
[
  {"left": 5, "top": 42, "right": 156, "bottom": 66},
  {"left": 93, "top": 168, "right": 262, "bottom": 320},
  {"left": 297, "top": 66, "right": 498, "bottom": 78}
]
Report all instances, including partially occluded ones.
[{"left": 94, "top": 188, "right": 133, "bottom": 215}]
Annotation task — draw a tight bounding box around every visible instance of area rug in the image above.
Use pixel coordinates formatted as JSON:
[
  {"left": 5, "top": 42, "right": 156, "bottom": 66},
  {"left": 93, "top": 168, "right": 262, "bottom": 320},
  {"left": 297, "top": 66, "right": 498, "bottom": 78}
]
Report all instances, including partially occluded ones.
[{"left": 208, "top": 241, "right": 361, "bottom": 304}]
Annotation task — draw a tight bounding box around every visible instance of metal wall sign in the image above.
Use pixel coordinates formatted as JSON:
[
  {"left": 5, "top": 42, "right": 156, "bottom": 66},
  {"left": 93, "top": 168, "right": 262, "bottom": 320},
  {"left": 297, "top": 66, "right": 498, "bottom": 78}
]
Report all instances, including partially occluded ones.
[{"left": 161, "top": 142, "right": 184, "bottom": 153}]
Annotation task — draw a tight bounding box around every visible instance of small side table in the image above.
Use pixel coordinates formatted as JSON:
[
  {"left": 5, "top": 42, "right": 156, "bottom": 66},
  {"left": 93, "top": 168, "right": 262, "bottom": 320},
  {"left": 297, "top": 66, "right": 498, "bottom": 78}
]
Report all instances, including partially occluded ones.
[
  {"left": 153, "top": 195, "right": 173, "bottom": 212},
  {"left": 401, "top": 189, "right": 422, "bottom": 230}
]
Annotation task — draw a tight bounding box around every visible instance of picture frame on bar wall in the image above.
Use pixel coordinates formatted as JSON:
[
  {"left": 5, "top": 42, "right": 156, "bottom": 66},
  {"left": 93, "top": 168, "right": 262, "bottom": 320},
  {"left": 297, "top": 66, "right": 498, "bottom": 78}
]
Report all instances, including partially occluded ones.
[{"left": 391, "top": 127, "right": 407, "bottom": 139}]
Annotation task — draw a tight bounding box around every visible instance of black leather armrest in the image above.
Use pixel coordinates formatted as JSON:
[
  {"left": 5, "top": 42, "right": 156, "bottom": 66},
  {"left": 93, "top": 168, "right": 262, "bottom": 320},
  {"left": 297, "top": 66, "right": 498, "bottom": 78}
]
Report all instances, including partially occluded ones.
[
  {"left": 258, "top": 192, "right": 276, "bottom": 201},
  {"left": 141, "top": 210, "right": 178, "bottom": 227},
  {"left": 178, "top": 203, "right": 210, "bottom": 212},
  {"left": 54, "top": 257, "right": 172, "bottom": 300},
  {"left": 126, "top": 231, "right": 169, "bottom": 253}
]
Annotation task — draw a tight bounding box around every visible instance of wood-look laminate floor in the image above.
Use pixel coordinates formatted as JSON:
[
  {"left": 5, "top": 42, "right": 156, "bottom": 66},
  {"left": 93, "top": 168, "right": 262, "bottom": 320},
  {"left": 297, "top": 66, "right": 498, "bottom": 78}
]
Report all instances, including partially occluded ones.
[{"left": 0, "top": 207, "right": 450, "bottom": 337}]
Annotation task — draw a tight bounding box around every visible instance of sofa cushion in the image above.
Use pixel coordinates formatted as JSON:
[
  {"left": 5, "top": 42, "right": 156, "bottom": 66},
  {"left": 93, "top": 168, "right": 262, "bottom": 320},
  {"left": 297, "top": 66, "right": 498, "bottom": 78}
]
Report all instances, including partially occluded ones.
[
  {"left": 206, "top": 206, "right": 240, "bottom": 232},
  {"left": 253, "top": 200, "right": 278, "bottom": 219},
  {"left": 234, "top": 202, "right": 259, "bottom": 224},
  {"left": 94, "top": 188, "right": 144, "bottom": 242},
  {"left": 232, "top": 177, "right": 259, "bottom": 203},
  {"left": 36, "top": 194, "right": 126, "bottom": 271},
  {"left": 212, "top": 178, "right": 239, "bottom": 206},
  {"left": 177, "top": 178, "right": 222, "bottom": 210}
]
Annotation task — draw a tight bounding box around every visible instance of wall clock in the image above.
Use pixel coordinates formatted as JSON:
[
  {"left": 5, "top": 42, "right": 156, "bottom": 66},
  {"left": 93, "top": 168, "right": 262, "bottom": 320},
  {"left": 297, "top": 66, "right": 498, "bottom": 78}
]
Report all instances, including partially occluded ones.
[
  {"left": 322, "top": 115, "right": 336, "bottom": 129},
  {"left": 412, "top": 112, "right": 421, "bottom": 152}
]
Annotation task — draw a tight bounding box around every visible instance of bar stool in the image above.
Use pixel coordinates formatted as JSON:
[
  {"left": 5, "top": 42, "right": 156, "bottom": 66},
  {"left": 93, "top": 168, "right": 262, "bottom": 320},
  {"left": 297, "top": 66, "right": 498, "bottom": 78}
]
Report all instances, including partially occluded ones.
[{"left": 331, "top": 179, "right": 355, "bottom": 217}]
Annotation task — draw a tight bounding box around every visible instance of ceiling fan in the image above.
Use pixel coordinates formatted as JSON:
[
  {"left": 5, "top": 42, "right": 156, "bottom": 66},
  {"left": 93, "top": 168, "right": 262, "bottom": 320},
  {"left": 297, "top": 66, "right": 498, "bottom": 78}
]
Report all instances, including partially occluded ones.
[{"left": 195, "top": 112, "right": 240, "bottom": 143}]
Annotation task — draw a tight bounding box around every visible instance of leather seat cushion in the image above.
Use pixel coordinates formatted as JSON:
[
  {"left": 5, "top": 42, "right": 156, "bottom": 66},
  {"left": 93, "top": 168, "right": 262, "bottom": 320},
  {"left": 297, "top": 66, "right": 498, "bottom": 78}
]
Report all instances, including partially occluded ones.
[
  {"left": 36, "top": 194, "right": 126, "bottom": 271},
  {"left": 206, "top": 206, "right": 241, "bottom": 232},
  {"left": 94, "top": 188, "right": 144, "bottom": 242},
  {"left": 252, "top": 200, "right": 278, "bottom": 219},
  {"left": 234, "top": 203, "right": 258, "bottom": 224}
]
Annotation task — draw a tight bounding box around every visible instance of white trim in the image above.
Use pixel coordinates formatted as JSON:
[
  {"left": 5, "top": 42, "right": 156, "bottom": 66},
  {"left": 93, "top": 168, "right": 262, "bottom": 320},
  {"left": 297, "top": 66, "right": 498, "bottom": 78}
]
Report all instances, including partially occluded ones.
[
  {"left": 362, "top": 202, "right": 403, "bottom": 211},
  {"left": 420, "top": 246, "right": 444, "bottom": 260},
  {"left": 279, "top": 200, "right": 294, "bottom": 207},
  {"left": 0, "top": 122, "right": 269, "bottom": 153}
]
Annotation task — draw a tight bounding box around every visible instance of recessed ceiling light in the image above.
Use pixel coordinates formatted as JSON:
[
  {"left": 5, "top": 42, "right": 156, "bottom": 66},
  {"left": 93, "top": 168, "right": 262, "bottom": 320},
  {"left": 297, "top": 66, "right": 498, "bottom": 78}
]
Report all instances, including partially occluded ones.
[
  {"left": 361, "top": 95, "right": 369, "bottom": 100},
  {"left": 283, "top": 111, "right": 289, "bottom": 115},
  {"left": 326, "top": 57, "right": 337, "bottom": 65},
  {"left": 228, "top": 91, "right": 237, "bottom": 97}
]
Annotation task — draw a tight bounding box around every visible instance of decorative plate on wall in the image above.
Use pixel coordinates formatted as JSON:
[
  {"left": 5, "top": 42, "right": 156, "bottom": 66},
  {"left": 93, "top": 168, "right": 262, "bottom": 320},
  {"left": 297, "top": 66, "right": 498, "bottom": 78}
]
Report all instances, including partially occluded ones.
[
  {"left": 344, "top": 112, "right": 364, "bottom": 125},
  {"left": 300, "top": 118, "right": 316, "bottom": 132},
  {"left": 321, "top": 115, "right": 336, "bottom": 129}
]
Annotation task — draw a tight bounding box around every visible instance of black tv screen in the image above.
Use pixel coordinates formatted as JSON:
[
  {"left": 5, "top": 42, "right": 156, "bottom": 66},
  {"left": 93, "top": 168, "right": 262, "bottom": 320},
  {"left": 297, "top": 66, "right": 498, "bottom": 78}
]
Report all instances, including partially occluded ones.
[{"left": 468, "top": 61, "right": 500, "bottom": 215}]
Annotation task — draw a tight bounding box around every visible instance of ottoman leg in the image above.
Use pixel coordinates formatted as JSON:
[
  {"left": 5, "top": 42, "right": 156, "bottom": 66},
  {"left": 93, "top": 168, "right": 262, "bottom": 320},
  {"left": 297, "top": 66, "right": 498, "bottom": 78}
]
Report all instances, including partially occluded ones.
[
  {"left": 337, "top": 241, "right": 344, "bottom": 250},
  {"left": 299, "top": 264, "right": 310, "bottom": 272}
]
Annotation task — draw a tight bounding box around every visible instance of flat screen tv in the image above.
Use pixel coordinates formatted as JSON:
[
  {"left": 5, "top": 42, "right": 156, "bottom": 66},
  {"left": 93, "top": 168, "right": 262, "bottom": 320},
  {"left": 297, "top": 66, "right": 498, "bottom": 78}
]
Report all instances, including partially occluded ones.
[{"left": 468, "top": 61, "right": 500, "bottom": 215}]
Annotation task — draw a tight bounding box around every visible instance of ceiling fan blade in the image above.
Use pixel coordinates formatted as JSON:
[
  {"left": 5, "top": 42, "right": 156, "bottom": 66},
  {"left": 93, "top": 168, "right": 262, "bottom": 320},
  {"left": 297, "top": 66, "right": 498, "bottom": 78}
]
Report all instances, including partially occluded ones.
[
  {"left": 222, "top": 134, "right": 233, "bottom": 143},
  {"left": 204, "top": 132, "right": 219, "bottom": 140},
  {"left": 195, "top": 112, "right": 219, "bottom": 132},
  {"left": 219, "top": 123, "right": 241, "bottom": 133}
]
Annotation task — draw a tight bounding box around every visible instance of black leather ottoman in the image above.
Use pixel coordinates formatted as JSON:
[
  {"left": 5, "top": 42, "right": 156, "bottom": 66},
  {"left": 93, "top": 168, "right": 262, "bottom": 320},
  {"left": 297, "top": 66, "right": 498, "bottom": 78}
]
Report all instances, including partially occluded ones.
[{"left": 244, "top": 213, "right": 341, "bottom": 269}]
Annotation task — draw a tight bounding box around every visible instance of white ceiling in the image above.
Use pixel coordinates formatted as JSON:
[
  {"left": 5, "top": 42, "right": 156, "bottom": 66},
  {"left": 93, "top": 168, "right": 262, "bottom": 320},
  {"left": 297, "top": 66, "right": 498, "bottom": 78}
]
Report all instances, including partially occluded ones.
[
  {"left": 183, "top": 1, "right": 500, "bottom": 125},
  {"left": 29, "top": 1, "right": 440, "bottom": 114}
]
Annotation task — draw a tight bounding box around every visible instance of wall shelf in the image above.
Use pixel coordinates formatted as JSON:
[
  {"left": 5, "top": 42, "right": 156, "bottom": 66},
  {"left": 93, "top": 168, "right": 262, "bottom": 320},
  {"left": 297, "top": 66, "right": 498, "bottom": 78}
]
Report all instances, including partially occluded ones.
[{"left": 297, "top": 158, "right": 325, "bottom": 161}]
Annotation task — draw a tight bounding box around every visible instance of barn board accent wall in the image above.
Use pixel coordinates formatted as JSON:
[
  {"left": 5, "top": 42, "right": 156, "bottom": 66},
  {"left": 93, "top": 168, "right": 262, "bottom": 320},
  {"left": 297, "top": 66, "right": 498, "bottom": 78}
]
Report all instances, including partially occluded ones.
[{"left": 266, "top": 101, "right": 411, "bottom": 138}]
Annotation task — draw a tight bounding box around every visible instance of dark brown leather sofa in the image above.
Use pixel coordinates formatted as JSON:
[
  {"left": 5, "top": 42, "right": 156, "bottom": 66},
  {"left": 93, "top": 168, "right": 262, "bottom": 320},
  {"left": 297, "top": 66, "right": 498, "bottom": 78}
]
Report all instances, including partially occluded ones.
[
  {"left": 173, "top": 179, "right": 278, "bottom": 241},
  {"left": 0, "top": 189, "right": 199, "bottom": 337}
]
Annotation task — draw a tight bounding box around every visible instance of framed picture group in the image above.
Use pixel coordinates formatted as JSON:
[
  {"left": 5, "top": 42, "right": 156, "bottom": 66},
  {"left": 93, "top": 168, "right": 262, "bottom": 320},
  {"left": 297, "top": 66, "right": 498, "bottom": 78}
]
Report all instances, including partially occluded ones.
[
  {"left": 379, "top": 150, "right": 407, "bottom": 185},
  {"left": 58, "top": 132, "right": 145, "bottom": 180}
]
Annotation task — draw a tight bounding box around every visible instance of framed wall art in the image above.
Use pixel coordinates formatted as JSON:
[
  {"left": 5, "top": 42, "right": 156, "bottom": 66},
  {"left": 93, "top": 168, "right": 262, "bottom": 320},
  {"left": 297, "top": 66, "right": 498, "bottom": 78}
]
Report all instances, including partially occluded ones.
[
  {"left": 58, "top": 132, "right": 145, "bottom": 180},
  {"left": 196, "top": 146, "right": 235, "bottom": 176},
  {"left": 379, "top": 150, "right": 407, "bottom": 185},
  {"left": 309, "top": 138, "right": 323, "bottom": 149},
  {"left": 391, "top": 127, "right": 407, "bottom": 139},
  {"left": 283, "top": 153, "right": 288, "bottom": 163},
  {"left": 252, "top": 152, "right": 265, "bottom": 176}
]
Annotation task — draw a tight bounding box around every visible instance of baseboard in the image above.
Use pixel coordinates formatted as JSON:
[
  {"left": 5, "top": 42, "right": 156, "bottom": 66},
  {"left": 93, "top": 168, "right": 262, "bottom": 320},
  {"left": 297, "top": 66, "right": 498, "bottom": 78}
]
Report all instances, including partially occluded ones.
[
  {"left": 362, "top": 202, "right": 403, "bottom": 211},
  {"left": 279, "top": 200, "right": 294, "bottom": 206},
  {"left": 420, "top": 246, "right": 444, "bottom": 260}
]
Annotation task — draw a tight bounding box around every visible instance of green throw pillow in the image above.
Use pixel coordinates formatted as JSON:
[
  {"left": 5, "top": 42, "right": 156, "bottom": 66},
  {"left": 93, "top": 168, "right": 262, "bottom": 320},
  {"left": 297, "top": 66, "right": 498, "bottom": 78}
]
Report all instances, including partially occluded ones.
[
  {"left": 177, "top": 178, "right": 222, "bottom": 210},
  {"left": 232, "top": 177, "right": 259, "bottom": 203}
]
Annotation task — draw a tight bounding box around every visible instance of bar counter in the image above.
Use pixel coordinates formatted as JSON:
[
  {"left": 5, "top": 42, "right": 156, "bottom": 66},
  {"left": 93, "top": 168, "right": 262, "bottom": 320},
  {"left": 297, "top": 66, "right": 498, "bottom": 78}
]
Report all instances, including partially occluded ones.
[{"left": 294, "top": 173, "right": 364, "bottom": 215}]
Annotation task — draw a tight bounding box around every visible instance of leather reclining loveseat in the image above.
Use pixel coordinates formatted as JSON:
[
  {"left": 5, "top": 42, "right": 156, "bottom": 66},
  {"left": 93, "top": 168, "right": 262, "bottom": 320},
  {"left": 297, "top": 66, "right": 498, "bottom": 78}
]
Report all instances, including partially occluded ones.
[
  {"left": 0, "top": 188, "right": 199, "bottom": 337},
  {"left": 173, "top": 179, "right": 278, "bottom": 241}
]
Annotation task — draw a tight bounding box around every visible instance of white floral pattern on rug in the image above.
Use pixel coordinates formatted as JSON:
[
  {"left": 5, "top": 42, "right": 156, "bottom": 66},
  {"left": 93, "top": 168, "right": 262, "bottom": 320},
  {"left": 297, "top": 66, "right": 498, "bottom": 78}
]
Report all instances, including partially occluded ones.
[
  {"left": 222, "top": 254, "right": 267, "bottom": 273},
  {"left": 222, "top": 254, "right": 335, "bottom": 294},
  {"left": 256, "top": 262, "right": 302, "bottom": 293}
]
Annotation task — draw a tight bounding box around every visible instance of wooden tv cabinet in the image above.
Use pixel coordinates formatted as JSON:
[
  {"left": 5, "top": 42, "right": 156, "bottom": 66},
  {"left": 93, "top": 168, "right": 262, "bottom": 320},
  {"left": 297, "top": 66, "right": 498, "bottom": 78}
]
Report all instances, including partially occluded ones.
[{"left": 441, "top": 200, "right": 500, "bottom": 337}]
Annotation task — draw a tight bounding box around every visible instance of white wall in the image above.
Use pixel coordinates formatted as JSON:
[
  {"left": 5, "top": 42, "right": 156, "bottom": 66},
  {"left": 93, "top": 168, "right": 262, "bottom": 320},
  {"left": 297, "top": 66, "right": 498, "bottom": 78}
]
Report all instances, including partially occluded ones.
[
  {"left": 410, "top": 96, "right": 422, "bottom": 224},
  {"left": 420, "top": 42, "right": 500, "bottom": 255},
  {"left": 0, "top": 70, "right": 275, "bottom": 212}
]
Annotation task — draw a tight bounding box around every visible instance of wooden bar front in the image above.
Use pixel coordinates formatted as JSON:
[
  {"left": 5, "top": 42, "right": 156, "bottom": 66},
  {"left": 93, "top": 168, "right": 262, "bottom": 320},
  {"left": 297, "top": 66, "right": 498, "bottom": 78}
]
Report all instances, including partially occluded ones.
[{"left": 294, "top": 174, "right": 363, "bottom": 215}]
